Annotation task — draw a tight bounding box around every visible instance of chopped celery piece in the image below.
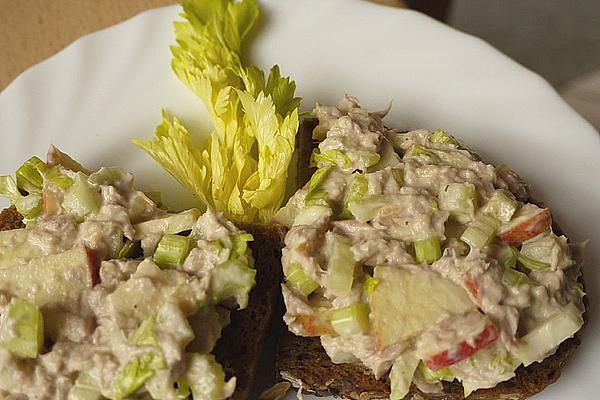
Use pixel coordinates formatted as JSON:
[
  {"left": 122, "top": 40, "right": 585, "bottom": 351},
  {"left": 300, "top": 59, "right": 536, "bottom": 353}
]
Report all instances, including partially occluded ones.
[
  {"left": 16, "top": 193, "right": 42, "bottom": 219},
  {"left": 185, "top": 353, "right": 235, "bottom": 400},
  {"left": 0, "top": 175, "right": 42, "bottom": 219},
  {"left": 356, "top": 150, "right": 381, "bottom": 169},
  {"left": 489, "top": 354, "right": 518, "bottom": 373},
  {"left": 117, "top": 240, "right": 142, "bottom": 259},
  {"left": 134, "top": 209, "right": 201, "bottom": 239},
  {"left": 68, "top": 373, "right": 102, "bottom": 400},
  {"left": 43, "top": 166, "right": 74, "bottom": 190},
  {"left": 418, "top": 361, "right": 453, "bottom": 382},
  {"left": 497, "top": 246, "right": 518, "bottom": 268},
  {"left": 513, "top": 303, "right": 583, "bottom": 366},
  {"left": 517, "top": 252, "right": 551, "bottom": 271},
  {"left": 88, "top": 167, "right": 126, "bottom": 185},
  {"left": 311, "top": 149, "right": 352, "bottom": 169},
  {"left": 520, "top": 235, "right": 564, "bottom": 267},
  {"left": 304, "top": 166, "right": 332, "bottom": 207},
  {"left": 113, "top": 352, "right": 164, "bottom": 400},
  {"left": 574, "top": 282, "right": 586, "bottom": 298},
  {"left": 438, "top": 182, "right": 477, "bottom": 223},
  {"left": 174, "top": 379, "right": 191, "bottom": 400},
  {"left": 363, "top": 273, "right": 379, "bottom": 300},
  {"left": 411, "top": 144, "right": 440, "bottom": 164},
  {"left": 461, "top": 214, "right": 500, "bottom": 249},
  {"left": 391, "top": 168, "right": 404, "bottom": 185},
  {"left": 16, "top": 192, "right": 43, "bottom": 219},
  {"left": 414, "top": 237, "right": 442, "bottom": 264},
  {"left": 62, "top": 172, "right": 101, "bottom": 221},
  {"left": 347, "top": 194, "right": 395, "bottom": 223},
  {"left": 502, "top": 267, "right": 534, "bottom": 287},
  {"left": 339, "top": 174, "right": 368, "bottom": 220},
  {"left": 482, "top": 190, "right": 517, "bottom": 223},
  {"left": 330, "top": 303, "right": 370, "bottom": 336},
  {"left": 430, "top": 129, "right": 458, "bottom": 145},
  {"left": 371, "top": 142, "right": 401, "bottom": 172},
  {"left": 153, "top": 234, "right": 191, "bottom": 269},
  {"left": 326, "top": 233, "right": 356, "bottom": 294},
  {"left": 209, "top": 259, "right": 256, "bottom": 308},
  {"left": 293, "top": 205, "right": 331, "bottom": 227},
  {"left": 132, "top": 317, "right": 159, "bottom": 347},
  {"left": 285, "top": 263, "right": 319, "bottom": 296},
  {"left": 429, "top": 198, "right": 439, "bottom": 211},
  {"left": 16, "top": 156, "right": 47, "bottom": 193},
  {"left": 389, "top": 353, "right": 420, "bottom": 400},
  {"left": 231, "top": 233, "right": 254, "bottom": 258},
  {"left": 144, "top": 191, "right": 163, "bottom": 207},
  {"left": 0, "top": 298, "right": 44, "bottom": 359}
]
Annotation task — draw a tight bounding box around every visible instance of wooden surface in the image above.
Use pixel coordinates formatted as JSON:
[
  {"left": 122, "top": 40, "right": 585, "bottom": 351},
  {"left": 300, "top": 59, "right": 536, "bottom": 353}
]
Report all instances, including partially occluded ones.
[
  {"left": 0, "top": 0, "right": 405, "bottom": 92},
  {"left": 0, "top": 0, "right": 178, "bottom": 91}
]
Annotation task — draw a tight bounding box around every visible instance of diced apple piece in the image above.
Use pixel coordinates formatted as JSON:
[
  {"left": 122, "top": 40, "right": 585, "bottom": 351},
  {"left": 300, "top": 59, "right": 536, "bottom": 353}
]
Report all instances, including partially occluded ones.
[
  {"left": 424, "top": 325, "right": 498, "bottom": 371},
  {"left": 86, "top": 247, "right": 101, "bottom": 286},
  {"left": 464, "top": 277, "right": 480, "bottom": 298},
  {"left": 498, "top": 206, "right": 551, "bottom": 246},
  {"left": 371, "top": 266, "right": 476, "bottom": 348},
  {"left": 0, "top": 246, "right": 93, "bottom": 307},
  {"left": 295, "top": 314, "right": 335, "bottom": 337}
]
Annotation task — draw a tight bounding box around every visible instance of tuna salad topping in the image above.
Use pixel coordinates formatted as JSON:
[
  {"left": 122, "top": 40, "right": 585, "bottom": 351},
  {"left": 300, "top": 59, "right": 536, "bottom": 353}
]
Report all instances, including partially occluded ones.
[
  {"left": 275, "top": 95, "right": 585, "bottom": 398},
  {"left": 0, "top": 149, "right": 255, "bottom": 399}
]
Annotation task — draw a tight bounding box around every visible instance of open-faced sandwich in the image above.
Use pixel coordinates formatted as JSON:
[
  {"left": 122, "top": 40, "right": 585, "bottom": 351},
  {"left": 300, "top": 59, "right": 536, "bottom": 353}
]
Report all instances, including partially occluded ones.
[
  {"left": 274, "top": 96, "right": 586, "bottom": 400},
  {"left": 0, "top": 147, "right": 286, "bottom": 399}
]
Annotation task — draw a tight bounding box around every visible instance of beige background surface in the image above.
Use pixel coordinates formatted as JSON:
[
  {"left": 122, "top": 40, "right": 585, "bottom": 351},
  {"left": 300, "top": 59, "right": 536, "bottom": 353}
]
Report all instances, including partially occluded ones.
[
  {"left": 0, "top": 0, "right": 405, "bottom": 92},
  {"left": 0, "top": 0, "right": 179, "bottom": 91}
]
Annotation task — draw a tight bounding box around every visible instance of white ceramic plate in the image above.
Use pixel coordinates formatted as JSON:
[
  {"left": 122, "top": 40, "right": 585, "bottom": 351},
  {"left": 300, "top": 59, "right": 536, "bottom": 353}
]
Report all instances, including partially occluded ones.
[{"left": 1, "top": 1, "right": 598, "bottom": 399}]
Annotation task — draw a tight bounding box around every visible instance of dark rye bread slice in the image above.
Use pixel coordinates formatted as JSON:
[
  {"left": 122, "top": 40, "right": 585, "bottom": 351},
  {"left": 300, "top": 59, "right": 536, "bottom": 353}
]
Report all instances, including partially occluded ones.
[
  {"left": 0, "top": 206, "right": 285, "bottom": 400},
  {"left": 215, "top": 222, "right": 286, "bottom": 399},
  {"left": 277, "top": 333, "right": 581, "bottom": 400},
  {"left": 276, "top": 119, "right": 587, "bottom": 399},
  {"left": 0, "top": 206, "right": 25, "bottom": 230}
]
